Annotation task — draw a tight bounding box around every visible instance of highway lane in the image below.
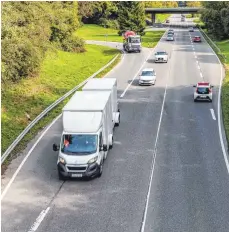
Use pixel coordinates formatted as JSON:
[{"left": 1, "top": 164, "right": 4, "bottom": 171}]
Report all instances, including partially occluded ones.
[
  {"left": 142, "top": 28, "right": 229, "bottom": 231},
  {"left": 1, "top": 32, "right": 169, "bottom": 231}
]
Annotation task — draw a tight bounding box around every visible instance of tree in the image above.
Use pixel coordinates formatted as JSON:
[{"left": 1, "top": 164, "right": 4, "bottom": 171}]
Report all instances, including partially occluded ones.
[
  {"left": 186, "top": 1, "right": 202, "bottom": 7},
  {"left": 117, "top": 1, "right": 146, "bottom": 35},
  {"left": 201, "top": 1, "right": 229, "bottom": 39}
]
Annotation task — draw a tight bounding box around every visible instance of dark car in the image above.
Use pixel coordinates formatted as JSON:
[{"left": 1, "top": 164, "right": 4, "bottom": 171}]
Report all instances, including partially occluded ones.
[{"left": 193, "top": 36, "right": 201, "bottom": 42}]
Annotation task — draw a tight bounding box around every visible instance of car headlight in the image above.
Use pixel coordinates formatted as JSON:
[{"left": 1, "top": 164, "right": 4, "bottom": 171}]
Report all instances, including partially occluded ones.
[
  {"left": 59, "top": 157, "right": 66, "bottom": 164},
  {"left": 88, "top": 156, "right": 98, "bottom": 164}
]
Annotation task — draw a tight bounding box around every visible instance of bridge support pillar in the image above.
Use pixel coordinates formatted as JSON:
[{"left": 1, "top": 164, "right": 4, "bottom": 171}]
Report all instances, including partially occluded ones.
[{"left": 151, "top": 13, "right": 156, "bottom": 24}]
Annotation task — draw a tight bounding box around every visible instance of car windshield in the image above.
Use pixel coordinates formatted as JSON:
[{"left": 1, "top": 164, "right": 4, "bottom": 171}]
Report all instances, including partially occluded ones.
[
  {"left": 156, "top": 52, "right": 166, "bottom": 55},
  {"left": 130, "top": 38, "right": 141, "bottom": 43},
  {"left": 197, "top": 87, "right": 210, "bottom": 94},
  {"left": 61, "top": 134, "right": 98, "bottom": 155},
  {"left": 142, "top": 71, "right": 154, "bottom": 76},
  {"left": 168, "top": 34, "right": 173, "bottom": 37}
]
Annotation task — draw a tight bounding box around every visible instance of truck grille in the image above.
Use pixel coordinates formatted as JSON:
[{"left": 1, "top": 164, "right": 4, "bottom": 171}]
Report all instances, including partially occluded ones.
[{"left": 66, "top": 165, "right": 87, "bottom": 172}]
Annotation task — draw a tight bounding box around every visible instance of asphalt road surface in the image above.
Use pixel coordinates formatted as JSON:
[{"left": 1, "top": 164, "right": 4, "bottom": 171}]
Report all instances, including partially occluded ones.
[{"left": 2, "top": 15, "right": 229, "bottom": 232}]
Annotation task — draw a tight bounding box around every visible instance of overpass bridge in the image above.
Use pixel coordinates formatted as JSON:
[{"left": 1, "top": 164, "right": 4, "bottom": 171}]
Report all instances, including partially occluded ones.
[{"left": 145, "top": 7, "right": 202, "bottom": 24}]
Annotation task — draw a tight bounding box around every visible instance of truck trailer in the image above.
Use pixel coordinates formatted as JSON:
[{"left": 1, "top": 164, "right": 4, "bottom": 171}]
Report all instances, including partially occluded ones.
[
  {"left": 82, "top": 78, "right": 120, "bottom": 128},
  {"left": 53, "top": 91, "right": 114, "bottom": 180}
]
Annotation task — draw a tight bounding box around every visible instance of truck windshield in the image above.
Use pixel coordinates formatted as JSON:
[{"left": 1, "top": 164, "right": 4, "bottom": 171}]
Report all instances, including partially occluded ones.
[
  {"left": 61, "top": 134, "right": 98, "bottom": 155},
  {"left": 130, "top": 38, "right": 141, "bottom": 43},
  {"left": 156, "top": 52, "right": 167, "bottom": 55}
]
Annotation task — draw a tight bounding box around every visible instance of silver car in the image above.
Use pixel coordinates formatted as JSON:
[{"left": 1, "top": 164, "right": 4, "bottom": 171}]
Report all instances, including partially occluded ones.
[
  {"left": 139, "top": 68, "right": 156, "bottom": 85},
  {"left": 166, "top": 34, "right": 174, "bottom": 41}
]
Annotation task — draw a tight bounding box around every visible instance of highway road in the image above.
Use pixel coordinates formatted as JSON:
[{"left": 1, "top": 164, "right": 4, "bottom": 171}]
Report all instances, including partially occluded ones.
[{"left": 2, "top": 15, "right": 229, "bottom": 232}]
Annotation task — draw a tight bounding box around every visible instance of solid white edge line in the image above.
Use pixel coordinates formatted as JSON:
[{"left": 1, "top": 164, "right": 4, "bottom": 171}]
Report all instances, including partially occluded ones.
[
  {"left": 120, "top": 30, "right": 168, "bottom": 98},
  {"left": 200, "top": 72, "right": 203, "bottom": 78},
  {"left": 28, "top": 207, "right": 50, "bottom": 232},
  {"left": 140, "top": 36, "right": 175, "bottom": 232},
  {"left": 210, "top": 109, "right": 216, "bottom": 121},
  {"left": 199, "top": 29, "right": 229, "bottom": 174},
  {"left": 1, "top": 114, "right": 62, "bottom": 200}
]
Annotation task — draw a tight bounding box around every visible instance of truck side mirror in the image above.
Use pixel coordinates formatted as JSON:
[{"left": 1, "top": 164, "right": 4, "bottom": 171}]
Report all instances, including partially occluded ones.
[
  {"left": 211, "top": 85, "right": 214, "bottom": 88},
  {"left": 103, "top": 144, "right": 108, "bottom": 151},
  {"left": 53, "top": 143, "right": 59, "bottom": 151},
  {"left": 193, "top": 85, "right": 196, "bottom": 87}
]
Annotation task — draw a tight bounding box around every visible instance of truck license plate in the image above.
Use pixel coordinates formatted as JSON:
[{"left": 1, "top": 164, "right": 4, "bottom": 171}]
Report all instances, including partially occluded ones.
[{"left": 72, "top": 173, "right": 83, "bottom": 177}]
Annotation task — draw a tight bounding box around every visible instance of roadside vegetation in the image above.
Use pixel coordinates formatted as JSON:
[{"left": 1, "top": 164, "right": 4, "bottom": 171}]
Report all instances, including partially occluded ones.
[
  {"left": 2, "top": 44, "right": 120, "bottom": 156},
  {"left": 199, "top": 2, "right": 229, "bottom": 148},
  {"left": 76, "top": 24, "right": 164, "bottom": 48}
]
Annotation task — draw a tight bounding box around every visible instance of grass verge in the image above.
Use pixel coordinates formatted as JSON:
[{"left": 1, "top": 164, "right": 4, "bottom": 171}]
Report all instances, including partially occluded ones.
[
  {"left": 201, "top": 31, "right": 229, "bottom": 149},
  {"left": 76, "top": 24, "right": 164, "bottom": 48},
  {"left": 156, "top": 14, "right": 170, "bottom": 23},
  {"left": 1, "top": 44, "right": 121, "bottom": 169}
]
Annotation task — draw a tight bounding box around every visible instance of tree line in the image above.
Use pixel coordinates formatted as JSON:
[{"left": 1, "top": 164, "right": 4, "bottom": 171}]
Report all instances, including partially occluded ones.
[{"left": 201, "top": 1, "right": 229, "bottom": 39}]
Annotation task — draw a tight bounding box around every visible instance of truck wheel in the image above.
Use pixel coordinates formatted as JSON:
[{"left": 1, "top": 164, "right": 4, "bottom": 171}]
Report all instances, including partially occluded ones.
[
  {"left": 115, "top": 114, "right": 120, "bottom": 127},
  {"left": 58, "top": 171, "right": 67, "bottom": 181},
  {"left": 97, "top": 161, "right": 103, "bottom": 178},
  {"left": 109, "top": 136, "right": 113, "bottom": 149}
]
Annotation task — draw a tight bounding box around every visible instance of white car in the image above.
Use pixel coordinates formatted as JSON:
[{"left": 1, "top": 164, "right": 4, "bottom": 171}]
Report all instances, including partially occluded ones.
[
  {"left": 139, "top": 68, "right": 156, "bottom": 85},
  {"left": 193, "top": 82, "right": 213, "bottom": 102},
  {"left": 189, "top": 27, "right": 194, "bottom": 32},
  {"left": 154, "top": 51, "right": 168, "bottom": 63}
]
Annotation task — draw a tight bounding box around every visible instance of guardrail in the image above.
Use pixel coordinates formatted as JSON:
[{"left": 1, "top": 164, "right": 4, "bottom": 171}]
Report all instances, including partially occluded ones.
[
  {"left": 1, "top": 54, "right": 120, "bottom": 164},
  {"left": 199, "top": 27, "right": 227, "bottom": 63}
]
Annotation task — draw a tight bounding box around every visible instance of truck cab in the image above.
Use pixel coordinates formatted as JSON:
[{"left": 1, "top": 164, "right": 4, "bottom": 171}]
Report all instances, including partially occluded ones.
[{"left": 123, "top": 32, "right": 142, "bottom": 53}]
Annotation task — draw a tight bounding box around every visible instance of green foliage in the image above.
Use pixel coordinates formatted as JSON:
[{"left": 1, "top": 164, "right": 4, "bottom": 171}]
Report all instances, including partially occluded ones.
[
  {"left": 98, "top": 18, "right": 120, "bottom": 30},
  {"left": 1, "top": 45, "right": 120, "bottom": 154},
  {"left": 145, "top": 1, "right": 178, "bottom": 8},
  {"left": 201, "top": 2, "right": 229, "bottom": 40},
  {"left": 78, "top": 1, "right": 118, "bottom": 24},
  {"left": 186, "top": 1, "right": 202, "bottom": 7},
  {"left": 1, "top": 2, "right": 83, "bottom": 83},
  {"left": 117, "top": 1, "right": 146, "bottom": 35},
  {"left": 61, "top": 36, "right": 85, "bottom": 53}
]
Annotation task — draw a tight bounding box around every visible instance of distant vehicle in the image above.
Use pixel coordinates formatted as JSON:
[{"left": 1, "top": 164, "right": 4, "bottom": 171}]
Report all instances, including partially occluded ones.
[
  {"left": 139, "top": 68, "right": 156, "bottom": 85},
  {"left": 166, "top": 34, "right": 174, "bottom": 41},
  {"left": 193, "top": 82, "right": 213, "bottom": 102},
  {"left": 166, "top": 19, "right": 170, "bottom": 23},
  {"left": 154, "top": 51, "right": 168, "bottom": 63},
  {"left": 193, "top": 36, "right": 201, "bottom": 42},
  {"left": 123, "top": 31, "right": 142, "bottom": 53},
  {"left": 189, "top": 27, "right": 194, "bottom": 32},
  {"left": 168, "top": 29, "right": 174, "bottom": 35}
]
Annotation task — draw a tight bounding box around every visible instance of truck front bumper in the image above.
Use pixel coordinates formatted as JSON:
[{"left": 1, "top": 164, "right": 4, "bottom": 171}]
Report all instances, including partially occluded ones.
[{"left": 58, "top": 162, "right": 100, "bottom": 178}]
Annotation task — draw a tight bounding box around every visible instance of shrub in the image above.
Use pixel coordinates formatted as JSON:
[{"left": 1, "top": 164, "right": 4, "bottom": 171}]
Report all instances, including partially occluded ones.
[
  {"left": 98, "top": 18, "right": 119, "bottom": 30},
  {"left": 61, "top": 36, "right": 86, "bottom": 53}
]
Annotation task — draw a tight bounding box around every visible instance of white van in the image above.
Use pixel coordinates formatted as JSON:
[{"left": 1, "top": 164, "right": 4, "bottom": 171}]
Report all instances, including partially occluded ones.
[{"left": 53, "top": 91, "right": 113, "bottom": 180}]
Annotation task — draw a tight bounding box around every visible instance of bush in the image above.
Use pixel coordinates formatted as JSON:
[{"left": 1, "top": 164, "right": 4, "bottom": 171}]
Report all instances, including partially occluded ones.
[
  {"left": 98, "top": 18, "right": 119, "bottom": 30},
  {"left": 61, "top": 36, "right": 86, "bottom": 53}
]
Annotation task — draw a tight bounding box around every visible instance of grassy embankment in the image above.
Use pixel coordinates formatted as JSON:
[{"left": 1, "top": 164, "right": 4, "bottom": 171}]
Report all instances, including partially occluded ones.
[
  {"left": 2, "top": 44, "right": 121, "bottom": 164},
  {"left": 202, "top": 32, "right": 229, "bottom": 147},
  {"left": 76, "top": 24, "right": 164, "bottom": 48},
  {"left": 217, "top": 40, "right": 229, "bottom": 146}
]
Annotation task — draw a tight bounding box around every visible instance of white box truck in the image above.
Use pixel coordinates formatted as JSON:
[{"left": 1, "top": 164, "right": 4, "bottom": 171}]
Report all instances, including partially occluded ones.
[
  {"left": 82, "top": 78, "right": 120, "bottom": 127},
  {"left": 53, "top": 91, "right": 114, "bottom": 180}
]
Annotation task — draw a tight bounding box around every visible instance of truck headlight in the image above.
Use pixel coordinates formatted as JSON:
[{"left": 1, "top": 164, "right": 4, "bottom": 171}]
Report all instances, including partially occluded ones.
[
  {"left": 59, "top": 157, "right": 66, "bottom": 164},
  {"left": 88, "top": 156, "right": 98, "bottom": 164}
]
